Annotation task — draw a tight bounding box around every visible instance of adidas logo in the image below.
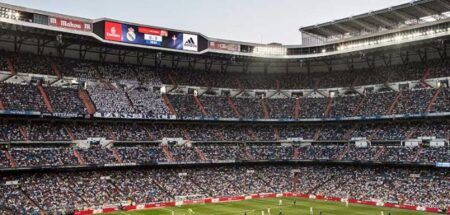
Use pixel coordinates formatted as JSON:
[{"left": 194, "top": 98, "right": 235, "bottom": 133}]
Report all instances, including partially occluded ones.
[{"left": 184, "top": 37, "right": 196, "bottom": 47}]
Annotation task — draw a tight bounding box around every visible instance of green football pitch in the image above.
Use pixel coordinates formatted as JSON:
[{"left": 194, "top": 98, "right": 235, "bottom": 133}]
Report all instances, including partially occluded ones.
[{"left": 106, "top": 197, "right": 437, "bottom": 215}]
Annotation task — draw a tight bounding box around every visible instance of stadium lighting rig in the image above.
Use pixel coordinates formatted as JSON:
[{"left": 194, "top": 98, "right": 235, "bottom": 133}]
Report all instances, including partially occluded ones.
[
  {"left": 252, "top": 45, "right": 287, "bottom": 57},
  {"left": 334, "top": 24, "right": 450, "bottom": 52},
  {"left": 0, "top": 7, "right": 20, "bottom": 20}
]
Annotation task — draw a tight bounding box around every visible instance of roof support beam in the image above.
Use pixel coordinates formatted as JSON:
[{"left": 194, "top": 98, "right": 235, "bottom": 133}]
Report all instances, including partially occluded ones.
[
  {"left": 334, "top": 23, "right": 357, "bottom": 34},
  {"left": 414, "top": 4, "right": 440, "bottom": 17},
  {"left": 317, "top": 27, "right": 341, "bottom": 37},
  {"left": 390, "top": 10, "right": 418, "bottom": 21},
  {"left": 370, "top": 15, "right": 397, "bottom": 28},
  {"left": 351, "top": 19, "right": 377, "bottom": 32},
  {"left": 436, "top": 0, "right": 450, "bottom": 10}
]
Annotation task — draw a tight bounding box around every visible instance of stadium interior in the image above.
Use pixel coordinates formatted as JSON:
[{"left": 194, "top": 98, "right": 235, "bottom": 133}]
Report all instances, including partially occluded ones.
[{"left": 0, "top": 0, "right": 449, "bottom": 214}]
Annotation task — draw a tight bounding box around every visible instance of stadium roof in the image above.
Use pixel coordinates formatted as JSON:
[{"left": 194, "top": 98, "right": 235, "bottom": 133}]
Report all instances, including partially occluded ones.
[{"left": 300, "top": 0, "right": 450, "bottom": 38}]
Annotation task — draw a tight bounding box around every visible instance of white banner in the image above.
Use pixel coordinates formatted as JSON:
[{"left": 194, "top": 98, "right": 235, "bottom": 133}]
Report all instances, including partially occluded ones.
[{"left": 183, "top": 33, "right": 198, "bottom": 51}]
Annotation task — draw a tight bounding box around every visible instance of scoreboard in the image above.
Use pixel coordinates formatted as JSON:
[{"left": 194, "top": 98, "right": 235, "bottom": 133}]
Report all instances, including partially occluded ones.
[{"left": 93, "top": 20, "right": 208, "bottom": 52}]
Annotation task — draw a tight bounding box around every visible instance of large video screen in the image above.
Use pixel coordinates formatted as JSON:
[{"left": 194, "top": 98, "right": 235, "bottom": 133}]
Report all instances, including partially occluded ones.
[{"left": 103, "top": 21, "right": 200, "bottom": 52}]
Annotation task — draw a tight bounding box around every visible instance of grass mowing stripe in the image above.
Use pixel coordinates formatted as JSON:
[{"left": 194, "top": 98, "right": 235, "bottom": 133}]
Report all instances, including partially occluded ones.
[{"left": 105, "top": 197, "right": 437, "bottom": 215}]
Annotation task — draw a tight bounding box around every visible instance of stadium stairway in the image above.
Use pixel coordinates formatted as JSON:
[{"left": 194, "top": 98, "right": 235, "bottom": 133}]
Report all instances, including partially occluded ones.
[
  {"left": 73, "top": 149, "right": 86, "bottom": 165},
  {"left": 261, "top": 98, "right": 270, "bottom": 119},
  {"left": 247, "top": 128, "right": 259, "bottom": 141},
  {"left": 106, "top": 126, "right": 117, "bottom": 141},
  {"left": 235, "top": 78, "right": 244, "bottom": 91},
  {"left": 294, "top": 97, "right": 301, "bottom": 119},
  {"left": 162, "top": 145, "right": 175, "bottom": 162},
  {"left": 143, "top": 127, "right": 157, "bottom": 140},
  {"left": 182, "top": 127, "right": 191, "bottom": 140},
  {"left": 353, "top": 96, "right": 366, "bottom": 116},
  {"left": 308, "top": 175, "right": 337, "bottom": 194},
  {"left": 63, "top": 126, "right": 76, "bottom": 141},
  {"left": 37, "top": 84, "right": 53, "bottom": 113},
  {"left": 51, "top": 62, "right": 62, "bottom": 79},
  {"left": 387, "top": 91, "right": 402, "bottom": 115},
  {"left": 78, "top": 89, "right": 96, "bottom": 114},
  {"left": 187, "top": 175, "right": 212, "bottom": 196},
  {"left": 194, "top": 146, "right": 207, "bottom": 161},
  {"left": 167, "top": 72, "right": 178, "bottom": 86},
  {"left": 314, "top": 79, "right": 321, "bottom": 90},
  {"left": 255, "top": 172, "right": 277, "bottom": 191},
  {"left": 19, "top": 188, "right": 44, "bottom": 214},
  {"left": 227, "top": 96, "right": 241, "bottom": 118},
  {"left": 313, "top": 128, "right": 321, "bottom": 141},
  {"left": 18, "top": 125, "right": 29, "bottom": 141},
  {"left": 193, "top": 95, "right": 208, "bottom": 116},
  {"left": 367, "top": 125, "right": 381, "bottom": 141},
  {"left": 108, "top": 180, "right": 125, "bottom": 197},
  {"left": 66, "top": 181, "right": 90, "bottom": 205},
  {"left": 6, "top": 57, "right": 16, "bottom": 75},
  {"left": 413, "top": 147, "right": 423, "bottom": 162},
  {"left": 244, "top": 146, "right": 254, "bottom": 160},
  {"left": 100, "top": 79, "right": 116, "bottom": 90},
  {"left": 162, "top": 94, "right": 177, "bottom": 116},
  {"left": 152, "top": 179, "right": 174, "bottom": 199},
  {"left": 273, "top": 127, "right": 280, "bottom": 141},
  {"left": 425, "top": 88, "right": 442, "bottom": 112},
  {"left": 324, "top": 97, "right": 334, "bottom": 117},
  {"left": 275, "top": 79, "right": 280, "bottom": 91},
  {"left": 112, "top": 148, "right": 123, "bottom": 163},
  {"left": 124, "top": 91, "right": 135, "bottom": 111},
  {"left": 343, "top": 127, "right": 355, "bottom": 140},
  {"left": 0, "top": 58, "right": 15, "bottom": 82},
  {"left": 4, "top": 150, "right": 17, "bottom": 168},
  {"left": 293, "top": 147, "right": 299, "bottom": 159},
  {"left": 338, "top": 144, "right": 351, "bottom": 160},
  {"left": 405, "top": 128, "right": 417, "bottom": 139},
  {"left": 373, "top": 147, "right": 386, "bottom": 160},
  {"left": 420, "top": 68, "right": 432, "bottom": 87}
]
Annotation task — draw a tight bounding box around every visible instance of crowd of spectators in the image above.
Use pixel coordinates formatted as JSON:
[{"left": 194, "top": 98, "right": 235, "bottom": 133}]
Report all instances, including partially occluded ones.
[
  {"left": 0, "top": 83, "right": 48, "bottom": 113},
  {"left": 87, "top": 83, "right": 135, "bottom": 114},
  {"left": 168, "top": 94, "right": 205, "bottom": 119},
  {"left": 1, "top": 165, "right": 448, "bottom": 213},
  {"left": 13, "top": 52, "right": 53, "bottom": 75},
  {"left": 78, "top": 147, "right": 117, "bottom": 165},
  {"left": 266, "top": 98, "right": 296, "bottom": 119},
  {"left": 299, "top": 97, "right": 328, "bottom": 118},
  {"left": 357, "top": 90, "right": 397, "bottom": 116},
  {"left": 116, "top": 146, "right": 167, "bottom": 163},
  {"left": 200, "top": 95, "right": 237, "bottom": 118},
  {"left": 394, "top": 88, "right": 435, "bottom": 115},
  {"left": 45, "top": 86, "right": 86, "bottom": 114},
  {"left": 233, "top": 97, "right": 265, "bottom": 119},
  {"left": 1, "top": 51, "right": 449, "bottom": 92},
  {"left": 0, "top": 80, "right": 448, "bottom": 120},
  {"left": 0, "top": 143, "right": 448, "bottom": 169},
  {"left": 11, "top": 147, "right": 78, "bottom": 167},
  {"left": 127, "top": 85, "right": 169, "bottom": 118},
  {"left": 0, "top": 120, "right": 447, "bottom": 144}
]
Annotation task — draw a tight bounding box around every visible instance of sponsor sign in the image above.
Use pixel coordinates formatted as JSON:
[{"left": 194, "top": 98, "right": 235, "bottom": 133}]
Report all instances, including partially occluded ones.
[
  {"left": 163, "top": 31, "right": 183, "bottom": 50},
  {"left": 209, "top": 41, "right": 239, "bottom": 52},
  {"left": 182, "top": 33, "right": 198, "bottom": 51},
  {"left": 104, "top": 21, "right": 122, "bottom": 41},
  {"left": 49, "top": 17, "right": 92, "bottom": 31},
  {"left": 104, "top": 21, "right": 188, "bottom": 51}
]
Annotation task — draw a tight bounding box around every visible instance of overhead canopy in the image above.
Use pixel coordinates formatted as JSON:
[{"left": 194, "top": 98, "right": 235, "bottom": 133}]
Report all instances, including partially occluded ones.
[{"left": 300, "top": 0, "right": 450, "bottom": 38}]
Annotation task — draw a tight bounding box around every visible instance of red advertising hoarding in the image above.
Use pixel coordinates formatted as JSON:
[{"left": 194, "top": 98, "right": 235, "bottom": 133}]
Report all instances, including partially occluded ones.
[
  {"left": 49, "top": 17, "right": 92, "bottom": 32},
  {"left": 104, "top": 21, "right": 122, "bottom": 42},
  {"left": 138, "top": 26, "right": 168, "bottom": 37}
]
